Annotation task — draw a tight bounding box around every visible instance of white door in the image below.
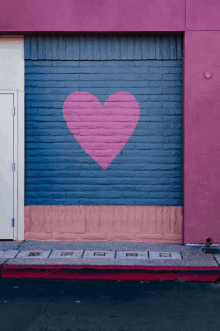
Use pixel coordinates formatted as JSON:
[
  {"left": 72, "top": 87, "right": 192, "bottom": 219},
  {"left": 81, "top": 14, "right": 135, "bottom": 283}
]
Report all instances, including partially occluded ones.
[{"left": 0, "top": 93, "right": 14, "bottom": 239}]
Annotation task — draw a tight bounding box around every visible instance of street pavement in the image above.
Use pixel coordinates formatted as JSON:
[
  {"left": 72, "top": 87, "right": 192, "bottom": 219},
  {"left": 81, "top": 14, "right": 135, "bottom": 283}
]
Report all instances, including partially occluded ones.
[{"left": 0, "top": 278, "right": 220, "bottom": 331}]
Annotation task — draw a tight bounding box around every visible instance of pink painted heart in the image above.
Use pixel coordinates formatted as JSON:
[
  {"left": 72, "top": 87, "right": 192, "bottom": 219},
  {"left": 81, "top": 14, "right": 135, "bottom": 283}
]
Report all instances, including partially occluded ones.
[{"left": 63, "top": 91, "right": 140, "bottom": 169}]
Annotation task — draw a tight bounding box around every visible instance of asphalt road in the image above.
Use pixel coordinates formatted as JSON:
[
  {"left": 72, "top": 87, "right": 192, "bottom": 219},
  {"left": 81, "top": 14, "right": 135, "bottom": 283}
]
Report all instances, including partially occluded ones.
[{"left": 0, "top": 279, "right": 220, "bottom": 331}]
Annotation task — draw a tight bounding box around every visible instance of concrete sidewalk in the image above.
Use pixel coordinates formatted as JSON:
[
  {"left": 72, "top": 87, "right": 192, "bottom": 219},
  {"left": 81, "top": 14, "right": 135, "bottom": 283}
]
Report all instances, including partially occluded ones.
[{"left": 0, "top": 240, "right": 220, "bottom": 281}]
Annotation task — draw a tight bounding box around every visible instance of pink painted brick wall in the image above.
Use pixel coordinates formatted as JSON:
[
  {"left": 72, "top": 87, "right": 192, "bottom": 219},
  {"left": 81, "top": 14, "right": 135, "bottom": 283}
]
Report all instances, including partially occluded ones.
[
  {"left": 184, "top": 31, "right": 220, "bottom": 244},
  {"left": 0, "top": 0, "right": 185, "bottom": 32},
  {"left": 186, "top": 0, "right": 220, "bottom": 30}
]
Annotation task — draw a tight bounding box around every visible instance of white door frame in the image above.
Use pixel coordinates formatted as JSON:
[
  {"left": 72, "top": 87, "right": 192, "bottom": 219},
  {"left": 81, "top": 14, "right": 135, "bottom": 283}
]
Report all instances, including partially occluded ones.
[
  {"left": 0, "top": 36, "right": 24, "bottom": 241},
  {"left": 0, "top": 90, "right": 24, "bottom": 240}
]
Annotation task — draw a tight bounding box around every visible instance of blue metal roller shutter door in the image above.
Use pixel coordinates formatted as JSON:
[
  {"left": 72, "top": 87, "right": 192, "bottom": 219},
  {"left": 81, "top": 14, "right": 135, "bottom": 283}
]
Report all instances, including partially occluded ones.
[{"left": 24, "top": 35, "right": 183, "bottom": 206}]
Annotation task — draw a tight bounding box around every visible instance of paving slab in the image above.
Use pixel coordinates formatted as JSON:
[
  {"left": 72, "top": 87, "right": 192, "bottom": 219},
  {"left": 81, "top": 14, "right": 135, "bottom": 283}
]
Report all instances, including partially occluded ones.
[
  {"left": 83, "top": 250, "right": 116, "bottom": 259},
  {"left": 15, "top": 250, "right": 51, "bottom": 259},
  {"left": 19, "top": 241, "right": 187, "bottom": 251},
  {"left": 180, "top": 249, "right": 219, "bottom": 266},
  {"left": 149, "top": 251, "right": 182, "bottom": 260},
  {"left": 0, "top": 241, "right": 23, "bottom": 250},
  {"left": 49, "top": 250, "right": 84, "bottom": 258},
  {"left": 116, "top": 251, "right": 149, "bottom": 259},
  {"left": 0, "top": 250, "right": 19, "bottom": 259}
]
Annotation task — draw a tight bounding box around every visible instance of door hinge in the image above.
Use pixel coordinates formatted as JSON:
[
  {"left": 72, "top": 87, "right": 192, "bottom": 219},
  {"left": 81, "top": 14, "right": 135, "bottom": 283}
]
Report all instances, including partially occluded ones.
[
  {"left": 12, "top": 163, "right": 15, "bottom": 171},
  {"left": 12, "top": 107, "right": 15, "bottom": 116},
  {"left": 12, "top": 218, "right": 15, "bottom": 227}
]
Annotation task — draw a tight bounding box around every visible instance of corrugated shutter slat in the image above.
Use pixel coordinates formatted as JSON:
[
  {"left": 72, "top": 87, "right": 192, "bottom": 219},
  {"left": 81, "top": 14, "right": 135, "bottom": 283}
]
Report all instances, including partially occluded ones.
[{"left": 25, "top": 35, "right": 183, "bottom": 60}]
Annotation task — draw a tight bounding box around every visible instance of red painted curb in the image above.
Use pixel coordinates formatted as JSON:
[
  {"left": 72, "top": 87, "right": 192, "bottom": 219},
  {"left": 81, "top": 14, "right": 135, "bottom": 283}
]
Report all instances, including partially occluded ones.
[{"left": 1, "top": 265, "right": 220, "bottom": 282}]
